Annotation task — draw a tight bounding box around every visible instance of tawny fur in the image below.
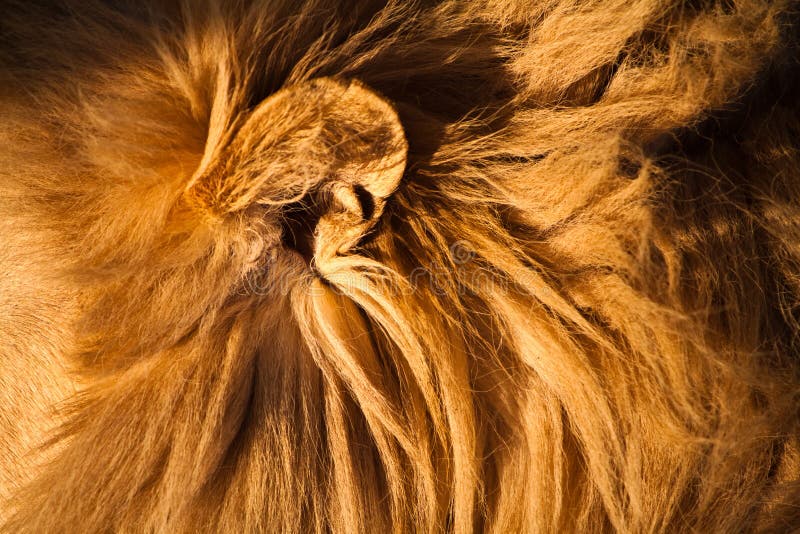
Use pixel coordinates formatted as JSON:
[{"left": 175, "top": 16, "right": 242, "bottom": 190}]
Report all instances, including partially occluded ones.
[{"left": 1, "top": 0, "right": 800, "bottom": 532}]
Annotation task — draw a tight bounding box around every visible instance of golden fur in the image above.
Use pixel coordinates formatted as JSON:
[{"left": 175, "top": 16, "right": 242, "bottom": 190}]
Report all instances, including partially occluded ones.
[{"left": 2, "top": 0, "right": 800, "bottom": 531}]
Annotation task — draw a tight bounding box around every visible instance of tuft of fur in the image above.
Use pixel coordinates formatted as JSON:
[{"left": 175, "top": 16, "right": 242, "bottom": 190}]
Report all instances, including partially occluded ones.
[{"left": 2, "top": 0, "right": 800, "bottom": 531}]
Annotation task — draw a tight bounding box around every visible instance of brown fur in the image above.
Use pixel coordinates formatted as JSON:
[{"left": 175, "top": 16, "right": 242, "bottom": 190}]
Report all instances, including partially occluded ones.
[{"left": 2, "top": 0, "right": 800, "bottom": 531}]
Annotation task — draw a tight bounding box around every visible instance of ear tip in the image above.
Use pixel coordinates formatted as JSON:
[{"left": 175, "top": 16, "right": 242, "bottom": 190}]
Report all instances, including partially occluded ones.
[{"left": 327, "top": 77, "right": 409, "bottom": 192}]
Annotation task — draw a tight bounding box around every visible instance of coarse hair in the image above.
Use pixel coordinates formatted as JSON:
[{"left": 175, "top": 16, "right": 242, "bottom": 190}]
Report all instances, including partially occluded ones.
[{"left": 1, "top": 0, "right": 800, "bottom": 531}]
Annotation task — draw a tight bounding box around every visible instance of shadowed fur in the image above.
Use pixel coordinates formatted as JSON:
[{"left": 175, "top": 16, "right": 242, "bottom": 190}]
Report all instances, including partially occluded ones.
[{"left": 1, "top": 0, "right": 800, "bottom": 531}]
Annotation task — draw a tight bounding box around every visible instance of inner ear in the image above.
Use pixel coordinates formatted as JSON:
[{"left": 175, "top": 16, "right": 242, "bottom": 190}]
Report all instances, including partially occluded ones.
[
  {"left": 281, "top": 191, "right": 323, "bottom": 263},
  {"left": 353, "top": 185, "right": 375, "bottom": 221}
]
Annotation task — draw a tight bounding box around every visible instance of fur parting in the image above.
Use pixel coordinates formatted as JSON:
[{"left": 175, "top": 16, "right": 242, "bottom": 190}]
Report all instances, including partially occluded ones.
[{"left": 1, "top": 0, "right": 800, "bottom": 532}]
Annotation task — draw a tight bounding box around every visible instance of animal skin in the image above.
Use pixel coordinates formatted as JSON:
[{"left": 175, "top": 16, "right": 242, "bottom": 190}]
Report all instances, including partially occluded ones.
[{"left": 1, "top": 0, "right": 800, "bottom": 532}]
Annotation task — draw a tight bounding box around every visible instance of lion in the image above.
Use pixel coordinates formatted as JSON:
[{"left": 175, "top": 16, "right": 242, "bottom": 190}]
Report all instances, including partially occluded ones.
[{"left": 1, "top": 0, "right": 799, "bottom": 531}]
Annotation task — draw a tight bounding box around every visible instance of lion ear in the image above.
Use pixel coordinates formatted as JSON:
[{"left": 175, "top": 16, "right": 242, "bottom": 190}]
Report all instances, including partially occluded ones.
[
  {"left": 184, "top": 77, "right": 407, "bottom": 232},
  {"left": 317, "top": 78, "right": 408, "bottom": 203},
  {"left": 309, "top": 78, "right": 408, "bottom": 264}
]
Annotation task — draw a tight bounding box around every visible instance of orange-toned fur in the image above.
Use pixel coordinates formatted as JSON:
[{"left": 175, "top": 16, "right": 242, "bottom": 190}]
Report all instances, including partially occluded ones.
[{"left": 2, "top": 0, "right": 800, "bottom": 531}]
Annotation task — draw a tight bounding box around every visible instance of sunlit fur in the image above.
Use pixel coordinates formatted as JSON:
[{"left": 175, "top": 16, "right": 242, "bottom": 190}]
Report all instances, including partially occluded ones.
[{"left": 2, "top": 1, "right": 800, "bottom": 531}]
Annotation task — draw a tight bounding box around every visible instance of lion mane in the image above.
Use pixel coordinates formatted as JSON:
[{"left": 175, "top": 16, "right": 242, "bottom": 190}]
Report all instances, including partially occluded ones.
[{"left": 1, "top": 0, "right": 800, "bottom": 531}]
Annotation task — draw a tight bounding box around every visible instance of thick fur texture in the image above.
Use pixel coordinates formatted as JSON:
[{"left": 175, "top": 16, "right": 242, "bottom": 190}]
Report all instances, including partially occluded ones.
[{"left": 2, "top": 0, "right": 800, "bottom": 531}]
